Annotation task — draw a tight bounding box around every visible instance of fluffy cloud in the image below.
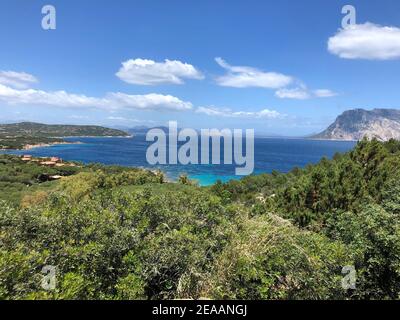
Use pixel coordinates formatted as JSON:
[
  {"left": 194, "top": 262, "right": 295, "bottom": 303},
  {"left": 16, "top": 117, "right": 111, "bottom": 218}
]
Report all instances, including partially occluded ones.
[
  {"left": 275, "top": 86, "right": 337, "bottom": 100},
  {"left": 116, "top": 58, "right": 204, "bottom": 85},
  {"left": 275, "top": 87, "right": 311, "bottom": 100},
  {"left": 313, "top": 89, "right": 337, "bottom": 98},
  {"left": 328, "top": 23, "right": 400, "bottom": 60},
  {"left": 106, "top": 92, "right": 192, "bottom": 110},
  {"left": 215, "top": 57, "right": 293, "bottom": 89},
  {"left": 196, "top": 106, "right": 282, "bottom": 119},
  {"left": 0, "top": 84, "right": 193, "bottom": 111},
  {"left": 0, "top": 71, "right": 38, "bottom": 89},
  {"left": 214, "top": 58, "right": 336, "bottom": 99}
]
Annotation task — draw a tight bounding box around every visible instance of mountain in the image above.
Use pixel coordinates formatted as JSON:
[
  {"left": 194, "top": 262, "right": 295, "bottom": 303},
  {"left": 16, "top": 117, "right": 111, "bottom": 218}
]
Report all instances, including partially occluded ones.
[
  {"left": 0, "top": 122, "right": 129, "bottom": 150},
  {"left": 127, "top": 126, "right": 172, "bottom": 135},
  {"left": 312, "top": 109, "right": 400, "bottom": 141}
]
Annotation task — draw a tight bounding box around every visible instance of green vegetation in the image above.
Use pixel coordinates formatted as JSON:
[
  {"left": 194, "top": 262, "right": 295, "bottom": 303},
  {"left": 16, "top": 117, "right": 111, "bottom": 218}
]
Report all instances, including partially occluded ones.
[
  {"left": 0, "top": 122, "right": 129, "bottom": 149},
  {"left": 211, "top": 138, "right": 400, "bottom": 299},
  {"left": 0, "top": 155, "right": 81, "bottom": 205},
  {"left": 1, "top": 138, "right": 400, "bottom": 300}
]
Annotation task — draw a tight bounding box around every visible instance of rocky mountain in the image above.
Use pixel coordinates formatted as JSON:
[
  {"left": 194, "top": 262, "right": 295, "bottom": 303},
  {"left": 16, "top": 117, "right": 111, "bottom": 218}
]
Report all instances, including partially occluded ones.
[{"left": 312, "top": 109, "right": 400, "bottom": 141}]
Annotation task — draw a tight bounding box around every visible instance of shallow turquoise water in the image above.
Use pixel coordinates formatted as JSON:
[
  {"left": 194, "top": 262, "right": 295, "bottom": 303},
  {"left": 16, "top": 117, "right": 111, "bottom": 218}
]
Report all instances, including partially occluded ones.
[{"left": 2, "top": 136, "right": 356, "bottom": 186}]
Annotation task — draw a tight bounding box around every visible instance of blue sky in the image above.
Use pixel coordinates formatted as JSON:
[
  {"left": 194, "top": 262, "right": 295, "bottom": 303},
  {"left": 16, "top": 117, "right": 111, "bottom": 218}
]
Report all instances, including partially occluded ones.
[{"left": 1, "top": 0, "right": 400, "bottom": 135}]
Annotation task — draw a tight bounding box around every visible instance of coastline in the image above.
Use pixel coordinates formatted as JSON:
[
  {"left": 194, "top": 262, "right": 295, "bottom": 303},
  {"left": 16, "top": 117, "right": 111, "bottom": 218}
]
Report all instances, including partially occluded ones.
[
  {"left": 54, "top": 135, "right": 133, "bottom": 138},
  {"left": 1, "top": 136, "right": 357, "bottom": 187},
  {"left": 0, "top": 141, "right": 83, "bottom": 151},
  {"left": 307, "top": 137, "right": 359, "bottom": 142},
  {"left": 22, "top": 141, "right": 84, "bottom": 150},
  {"left": 0, "top": 135, "right": 133, "bottom": 151}
]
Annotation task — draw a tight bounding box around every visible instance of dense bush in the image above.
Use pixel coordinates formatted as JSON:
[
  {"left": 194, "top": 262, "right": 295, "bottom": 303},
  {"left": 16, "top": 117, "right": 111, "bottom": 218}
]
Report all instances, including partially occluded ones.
[
  {"left": 202, "top": 213, "right": 351, "bottom": 300},
  {"left": 1, "top": 139, "right": 400, "bottom": 299},
  {"left": 0, "top": 186, "right": 231, "bottom": 299}
]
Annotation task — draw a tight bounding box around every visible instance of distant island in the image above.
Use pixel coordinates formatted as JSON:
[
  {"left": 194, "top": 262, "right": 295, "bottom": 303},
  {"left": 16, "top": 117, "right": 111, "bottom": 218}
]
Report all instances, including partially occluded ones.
[
  {"left": 312, "top": 108, "right": 400, "bottom": 141},
  {"left": 126, "top": 125, "right": 170, "bottom": 135},
  {"left": 0, "top": 122, "right": 130, "bottom": 150}
]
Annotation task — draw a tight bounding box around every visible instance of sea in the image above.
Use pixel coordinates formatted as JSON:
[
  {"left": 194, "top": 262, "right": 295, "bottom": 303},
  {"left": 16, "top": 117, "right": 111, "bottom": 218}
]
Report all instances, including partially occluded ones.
[{"left": 1, "top": 136, "right": 356, "bottom": 186}]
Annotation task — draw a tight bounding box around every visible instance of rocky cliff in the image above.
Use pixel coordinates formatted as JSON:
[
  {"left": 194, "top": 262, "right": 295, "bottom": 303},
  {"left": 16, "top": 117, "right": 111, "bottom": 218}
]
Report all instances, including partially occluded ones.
[{"left": 312, "top": 109, "right": 400, "bottom": 141}]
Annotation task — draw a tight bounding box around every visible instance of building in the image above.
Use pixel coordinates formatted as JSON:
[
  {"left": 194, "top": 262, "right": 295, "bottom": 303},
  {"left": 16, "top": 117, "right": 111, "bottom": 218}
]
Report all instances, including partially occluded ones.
[
  {"left": 40, "top": 161, "right": 57, "bottom": 167},
  {"left": 39, "top": 157, "right": 63, "bottom": 167},
  {"left": 21, "top": 155, "right": 32, "bottom": 161}
]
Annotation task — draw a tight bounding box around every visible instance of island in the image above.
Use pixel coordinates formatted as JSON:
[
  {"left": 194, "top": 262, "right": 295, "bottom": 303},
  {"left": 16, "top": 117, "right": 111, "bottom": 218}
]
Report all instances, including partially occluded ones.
[
  {"left": 0, "top": 122, "right": 130, "bottom": 150},
  {"left": 312, "top": 108, "right": 400, "bottom": 141}
]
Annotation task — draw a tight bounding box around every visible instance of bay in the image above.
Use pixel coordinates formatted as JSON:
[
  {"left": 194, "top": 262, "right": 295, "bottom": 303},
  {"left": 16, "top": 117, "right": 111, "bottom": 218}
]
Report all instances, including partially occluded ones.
[{"left": 2, "top": 136, "right": 356, "bottom": 186}]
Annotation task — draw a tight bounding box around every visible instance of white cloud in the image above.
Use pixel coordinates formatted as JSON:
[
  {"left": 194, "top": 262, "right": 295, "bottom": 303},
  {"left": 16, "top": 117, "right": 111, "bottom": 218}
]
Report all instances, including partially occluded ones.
[
  {"left": 107, "top": 92, "right": 192, "bottom": 110},
  {"left": 214, "top": 58, "right": 336, "bottom": 99},
  {"left": 214, "top": 57, "right": 293, "bottom": 89},
  {"left": 107, "top": 116, "right": 131, "bottom": 121},
  {"left": 328, "top": 23, "right": 400, "bottom": 60},
  {"left": 0, "top": 71, "right": 38, "bottom": 89},
  {"left": 275, "top": 86, "right": 337, "bottom": 100},
  {"left": 275, "top": 87, "right": 311, "bottom": 100},
  {"left": 313, "top": 89, "right": 337, "bottom": 98},
  {"left": 116, "top": 58, "right": 204, "bottom": 85},
  {"left": 196, "top": 106, "right": 282, "bottom": 119},
  {"left": 0, "top": 84, "right": 193, "bottom": 112}
]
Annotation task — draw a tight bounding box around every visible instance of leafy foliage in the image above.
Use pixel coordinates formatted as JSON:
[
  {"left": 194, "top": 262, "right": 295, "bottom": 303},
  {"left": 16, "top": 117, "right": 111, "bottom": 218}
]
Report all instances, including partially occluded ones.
[{"left": 1, "top": 139, "right": 400, "bottom": 299}]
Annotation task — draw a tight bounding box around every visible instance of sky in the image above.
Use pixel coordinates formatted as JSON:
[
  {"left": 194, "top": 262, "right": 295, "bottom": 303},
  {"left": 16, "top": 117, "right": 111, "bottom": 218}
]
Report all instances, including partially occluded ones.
[{"left": 1, "top": 0, "right": 400, "bottom": 136}]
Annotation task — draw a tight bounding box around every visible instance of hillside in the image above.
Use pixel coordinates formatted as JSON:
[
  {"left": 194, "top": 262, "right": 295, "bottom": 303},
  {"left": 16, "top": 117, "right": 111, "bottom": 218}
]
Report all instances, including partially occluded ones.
[
  {"left": 0, "top": 122, "right": 129, "bottom": 149},
  {"left": 1, "top": 139, "right": 400, "bottom": 299},
  {"left": 0, "top": 122, "right": 129, "bottom": 138},
  {"left": 312, "top": 108, "right": 400, "bottom": 141},
  {"left": 0, "top": 154, "right": 158, "bottom": 205}
]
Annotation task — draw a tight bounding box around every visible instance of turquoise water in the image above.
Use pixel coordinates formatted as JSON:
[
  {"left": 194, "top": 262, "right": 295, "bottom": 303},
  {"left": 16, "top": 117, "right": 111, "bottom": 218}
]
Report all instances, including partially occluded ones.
[{"left": 2, "top": 136, "right": 356, "bottom": 186}]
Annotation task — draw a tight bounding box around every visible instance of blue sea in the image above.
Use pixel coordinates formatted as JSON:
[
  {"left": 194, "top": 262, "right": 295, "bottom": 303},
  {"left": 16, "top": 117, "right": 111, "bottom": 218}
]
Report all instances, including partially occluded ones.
[{"left": 2, "top": 136, "right": 356, "bottom": 186}]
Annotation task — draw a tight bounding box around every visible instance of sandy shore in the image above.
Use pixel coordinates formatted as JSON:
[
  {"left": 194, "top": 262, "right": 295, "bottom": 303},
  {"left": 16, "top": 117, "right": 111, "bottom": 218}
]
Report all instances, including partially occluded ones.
[
  {"left": 1, "top": 135, "right": 132, "bottom": 151},
  {"left": 22, "top": 141, "right": 83, "bottom": 150},
  {"left": 53, "top": 135, "right": 133, "bottom": 138}
]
